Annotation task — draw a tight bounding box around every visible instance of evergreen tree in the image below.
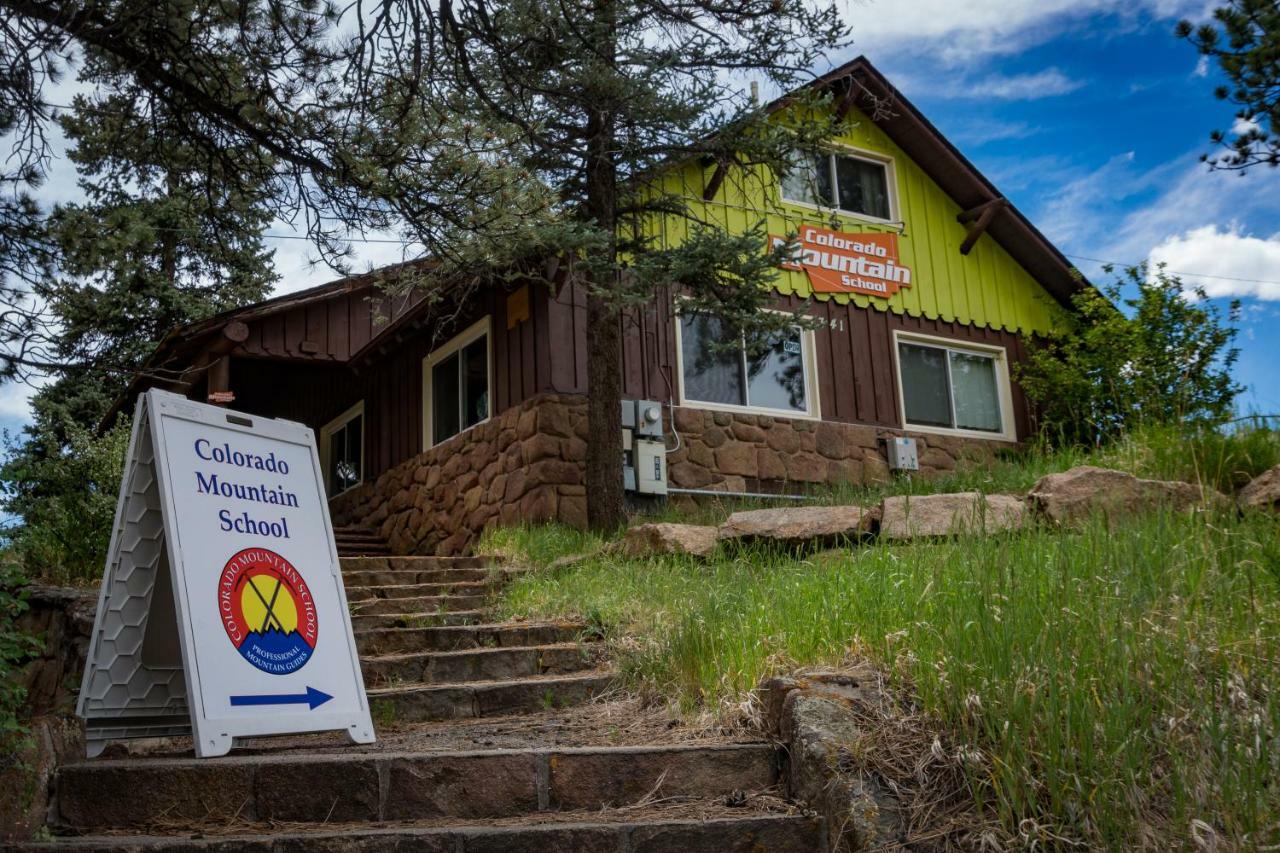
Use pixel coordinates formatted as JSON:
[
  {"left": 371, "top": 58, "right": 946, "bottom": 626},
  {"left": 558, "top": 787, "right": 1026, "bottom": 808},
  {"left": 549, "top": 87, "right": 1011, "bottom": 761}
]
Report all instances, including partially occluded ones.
[
  {"left": 422, "top": 0, "right": 850, "bottom": 529},
  {"left": 1178, "top": 0, "right": 1280, "bottom": 170},
  {"left": 1, "top": 56, "right": 278, "bottom": 578}
]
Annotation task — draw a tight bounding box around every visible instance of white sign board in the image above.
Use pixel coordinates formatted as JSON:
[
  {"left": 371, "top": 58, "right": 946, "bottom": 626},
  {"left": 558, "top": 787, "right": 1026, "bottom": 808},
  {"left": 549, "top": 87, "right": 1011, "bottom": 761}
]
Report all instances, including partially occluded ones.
[{"left": 78, "top": 389, "right": 375, "bottom": 757}]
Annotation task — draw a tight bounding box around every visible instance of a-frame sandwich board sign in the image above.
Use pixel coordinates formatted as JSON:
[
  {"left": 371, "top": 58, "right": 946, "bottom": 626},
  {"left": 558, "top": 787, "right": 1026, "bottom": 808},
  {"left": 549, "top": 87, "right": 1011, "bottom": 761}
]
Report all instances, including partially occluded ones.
[{"left": 78, "top": 389, "right": 376, "bottom": 758}]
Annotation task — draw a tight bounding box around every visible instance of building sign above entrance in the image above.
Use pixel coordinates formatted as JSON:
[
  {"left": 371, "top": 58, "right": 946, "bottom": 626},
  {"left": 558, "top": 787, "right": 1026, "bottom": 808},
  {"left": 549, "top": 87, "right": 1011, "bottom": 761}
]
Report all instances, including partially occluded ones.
[{"left": 771, "top": 226, "right": 913, "bottom": 299}]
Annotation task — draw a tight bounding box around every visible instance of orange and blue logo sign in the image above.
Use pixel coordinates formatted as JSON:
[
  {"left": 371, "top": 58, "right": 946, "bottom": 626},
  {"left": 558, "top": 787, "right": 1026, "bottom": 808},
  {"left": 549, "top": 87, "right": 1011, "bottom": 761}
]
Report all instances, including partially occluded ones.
[{"left": 218, "top": 548, "right": 318, "bottom": 675}]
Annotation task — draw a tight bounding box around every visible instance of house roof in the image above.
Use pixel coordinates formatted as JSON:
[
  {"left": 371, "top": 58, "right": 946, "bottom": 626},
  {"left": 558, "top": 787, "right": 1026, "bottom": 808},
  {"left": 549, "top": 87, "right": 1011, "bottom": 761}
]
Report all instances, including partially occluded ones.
[
  {"left": 800, "top": 56, "right": 1083, "bottom": 308},
  {"left": 108, "top": 55, "right": 1082, "bottom": 425}
]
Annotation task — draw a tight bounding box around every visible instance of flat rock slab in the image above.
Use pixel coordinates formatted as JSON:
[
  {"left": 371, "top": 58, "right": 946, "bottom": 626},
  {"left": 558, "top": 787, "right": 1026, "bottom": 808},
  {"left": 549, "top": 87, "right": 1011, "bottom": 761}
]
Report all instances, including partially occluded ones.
[
  {"left": 1239, "top": 464, "right": 1280, "bottom": 512},
  {"left": 719, "top": 505, "right": 873, "bottom": 548},
  {"left": 1027, "top": 465, "right": 1218, "bottom": 526},
  {"left": 620, "top": 523, "right": 720, "bottom": 558},
  {"left": 878, "top": 492, "right": 1026, "bottom": 540}
]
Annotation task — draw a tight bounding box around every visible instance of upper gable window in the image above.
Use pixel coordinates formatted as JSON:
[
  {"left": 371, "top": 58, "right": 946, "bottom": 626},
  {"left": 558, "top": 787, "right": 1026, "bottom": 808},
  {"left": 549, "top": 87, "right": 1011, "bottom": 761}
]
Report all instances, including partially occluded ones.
[{"left": 780, "top": 149, "right": 894, "bottom": 222}]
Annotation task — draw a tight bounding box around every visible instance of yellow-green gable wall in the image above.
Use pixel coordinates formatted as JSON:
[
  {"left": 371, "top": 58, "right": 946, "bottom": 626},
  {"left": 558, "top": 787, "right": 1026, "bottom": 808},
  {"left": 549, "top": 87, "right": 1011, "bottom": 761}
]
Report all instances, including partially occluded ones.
[{"left": 645, "top": 105, "right": 1067, "bottom": 336}]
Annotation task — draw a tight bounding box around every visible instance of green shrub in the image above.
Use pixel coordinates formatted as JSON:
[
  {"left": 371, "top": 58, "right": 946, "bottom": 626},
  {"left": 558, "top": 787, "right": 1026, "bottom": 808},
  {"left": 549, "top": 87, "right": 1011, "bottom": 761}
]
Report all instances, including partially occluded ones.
[{"left": 1018, "top": 266, "right": 1241, "bottom": 446}]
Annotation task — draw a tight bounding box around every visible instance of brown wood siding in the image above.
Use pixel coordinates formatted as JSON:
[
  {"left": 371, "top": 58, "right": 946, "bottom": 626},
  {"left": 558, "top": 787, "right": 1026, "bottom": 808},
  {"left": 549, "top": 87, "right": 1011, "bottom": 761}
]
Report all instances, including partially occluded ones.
[
  {"left": 238, "top": 285, "right": 431, "bottom": 363},
  {"left": 231, "top": 284, "right": 559, "bottom": 480},
  {"left": 544, "top": 283, "right": 1034, "bottom": 440}
]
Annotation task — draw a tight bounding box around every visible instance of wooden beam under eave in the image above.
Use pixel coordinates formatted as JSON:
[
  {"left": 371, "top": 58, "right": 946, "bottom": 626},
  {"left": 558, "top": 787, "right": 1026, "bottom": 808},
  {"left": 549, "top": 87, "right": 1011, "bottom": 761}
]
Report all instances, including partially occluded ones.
[
  {"left": 957, "top": 198, "right": 1008, "bottom": 256},
  {"left": 702, "top": 160, "right": 728, "bottom": 201},
  {"left": 834, "top": 79, "right": 859, "bottom": 122}
]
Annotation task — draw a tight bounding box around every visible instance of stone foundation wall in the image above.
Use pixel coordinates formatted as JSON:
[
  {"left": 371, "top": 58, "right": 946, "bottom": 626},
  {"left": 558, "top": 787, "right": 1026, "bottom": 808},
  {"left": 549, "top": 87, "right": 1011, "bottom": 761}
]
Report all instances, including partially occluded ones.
[
  {"left": 666, "top": 406, "right": 1007, "bottom": 494},
  {"left": 330, "top": 393, "right": 588, "bottom": 555},
  {"left": 331, "top": 394, "right": 1015, "bottom": 555}
]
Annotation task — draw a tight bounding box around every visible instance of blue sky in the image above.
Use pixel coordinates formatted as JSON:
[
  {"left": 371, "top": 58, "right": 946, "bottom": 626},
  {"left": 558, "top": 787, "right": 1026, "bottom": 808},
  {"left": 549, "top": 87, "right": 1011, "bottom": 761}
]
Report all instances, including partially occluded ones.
[
  {"left": 2, "top": 0, "right": 1277, "bottom": 438},
  {"left": 841, "top": 0, "right": 1280, "bottom": 417}
]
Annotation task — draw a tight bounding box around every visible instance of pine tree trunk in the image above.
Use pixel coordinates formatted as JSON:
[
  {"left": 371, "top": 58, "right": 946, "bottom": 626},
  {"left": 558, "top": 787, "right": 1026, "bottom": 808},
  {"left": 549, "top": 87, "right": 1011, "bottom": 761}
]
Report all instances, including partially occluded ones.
[
  {"left": 584, "top": 286, "right": 624, "bottom": 531},
  {"left": 581, "top": 3, "right": 625, "bottom": 532}
]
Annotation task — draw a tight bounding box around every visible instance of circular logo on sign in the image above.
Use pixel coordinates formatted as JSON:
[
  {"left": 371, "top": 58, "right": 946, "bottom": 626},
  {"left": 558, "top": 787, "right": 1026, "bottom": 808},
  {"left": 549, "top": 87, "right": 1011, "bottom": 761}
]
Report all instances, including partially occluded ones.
[{"left": 217, "top": 548, "right": 318, "bottom": 675}]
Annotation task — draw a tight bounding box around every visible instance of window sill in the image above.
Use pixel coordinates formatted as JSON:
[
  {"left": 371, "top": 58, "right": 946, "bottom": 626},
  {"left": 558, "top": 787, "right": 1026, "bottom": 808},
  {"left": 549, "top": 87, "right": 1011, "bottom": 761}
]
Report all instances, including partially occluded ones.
[
  {"left": 903, "top": 422, "right": 1017, "bottom": 444},
  {"left": 777, "top": 197, "right": 899, "bottom": 229},
  {"left": 678, "top": 399, "right": 819, "bottom": 422}
]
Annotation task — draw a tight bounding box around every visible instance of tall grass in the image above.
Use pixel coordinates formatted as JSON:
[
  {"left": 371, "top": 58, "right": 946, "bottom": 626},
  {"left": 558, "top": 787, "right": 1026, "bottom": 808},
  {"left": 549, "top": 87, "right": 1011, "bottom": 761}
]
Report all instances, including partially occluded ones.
[{"left": 485, "top": 427, "right": 1280, "bottom": 848}]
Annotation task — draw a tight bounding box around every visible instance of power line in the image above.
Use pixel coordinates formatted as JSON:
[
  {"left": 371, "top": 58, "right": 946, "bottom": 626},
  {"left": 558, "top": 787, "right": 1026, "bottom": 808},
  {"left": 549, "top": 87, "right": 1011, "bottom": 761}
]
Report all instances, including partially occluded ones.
[{"left": 1065, "top": 254, "right": 1280, "bottom": 288}]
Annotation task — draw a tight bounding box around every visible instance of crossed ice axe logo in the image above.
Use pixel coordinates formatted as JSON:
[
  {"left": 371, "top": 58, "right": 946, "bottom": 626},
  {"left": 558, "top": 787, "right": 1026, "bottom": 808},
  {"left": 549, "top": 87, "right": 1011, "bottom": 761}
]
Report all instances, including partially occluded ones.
[{"left": 241, "top": 574, "right": 288, "bottom": 632}]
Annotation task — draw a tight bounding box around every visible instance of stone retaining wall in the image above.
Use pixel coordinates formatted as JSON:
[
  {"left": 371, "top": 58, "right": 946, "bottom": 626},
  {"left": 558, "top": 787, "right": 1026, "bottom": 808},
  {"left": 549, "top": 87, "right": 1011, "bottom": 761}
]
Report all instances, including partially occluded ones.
[
  {"left": 330, "top": 393, "right": 589, "bottom": 556},
  {"left": 331, "top": 394, "right": 1015, "bottom": 555},
  {"left": 666, "top": 406, "right": 1005, "bottom": 494}
]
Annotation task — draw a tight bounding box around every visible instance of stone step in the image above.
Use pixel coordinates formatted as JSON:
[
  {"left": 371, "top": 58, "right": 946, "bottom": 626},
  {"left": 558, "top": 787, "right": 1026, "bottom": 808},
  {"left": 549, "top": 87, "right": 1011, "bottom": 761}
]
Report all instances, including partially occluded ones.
[
  {"left": 342, "top": 567, "right": 493, "bottom": 586},
  {"left": 356, "top": 622, "right": 585, "bottom": 655},
  {"left": 368, "top": 671, "right": 614, "bottom": 721},
  {"left": 36, "top": 813, "right": 822, "bottom": 852},
  {"left": 347, "top": 580, "right": 492, "bottom": 600},
  {"left": 351, "top": 609, "right": 488, "bottom": 630},
  {"left": 351, "top": 593, "right": 490, "bottom": 616},
  {"left": 362, "top": 642, "right": 592, "bottom": 688},
  {"left": 53, "top": 743, "right": 776, "bottom": 831},
  {"left": 340, "top": 555, "right": 496, "bottom": 572}
]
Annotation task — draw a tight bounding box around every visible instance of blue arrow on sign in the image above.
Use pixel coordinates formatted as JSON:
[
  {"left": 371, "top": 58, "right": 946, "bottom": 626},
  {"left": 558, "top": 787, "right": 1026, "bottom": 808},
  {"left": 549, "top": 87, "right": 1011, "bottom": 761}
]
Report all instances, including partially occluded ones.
[{"left": 229, "top": 686, "right": 333, "bottom": 710}]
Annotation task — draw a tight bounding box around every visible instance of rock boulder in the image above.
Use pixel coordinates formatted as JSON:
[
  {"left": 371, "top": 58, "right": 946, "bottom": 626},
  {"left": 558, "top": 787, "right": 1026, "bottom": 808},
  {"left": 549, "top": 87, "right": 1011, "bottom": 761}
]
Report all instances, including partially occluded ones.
[
  {"left": 1238, "top": 464, "right": 1280, "bottom": 513},
  {"left": 620, "top": 522, "right": 720, "bottom": 559},
  {"left": 1027, "top": 465, "right": 1215, "bottom": 526},
  {"left": 719, "top": 505, "right": 873, "bottom": 548},
  {"left": 878, "top": 492, "right": 1026, "bottom": 540}
]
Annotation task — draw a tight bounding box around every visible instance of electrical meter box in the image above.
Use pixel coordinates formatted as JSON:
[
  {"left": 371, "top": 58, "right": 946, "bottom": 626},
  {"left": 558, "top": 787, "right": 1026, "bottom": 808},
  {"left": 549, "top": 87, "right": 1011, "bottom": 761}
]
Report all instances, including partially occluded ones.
[
  {"left": 885, "top": 436, "right": 919, "bottom": 471},
  {"left": 621, "top": 399, "right": 668, "bottom": 495}
]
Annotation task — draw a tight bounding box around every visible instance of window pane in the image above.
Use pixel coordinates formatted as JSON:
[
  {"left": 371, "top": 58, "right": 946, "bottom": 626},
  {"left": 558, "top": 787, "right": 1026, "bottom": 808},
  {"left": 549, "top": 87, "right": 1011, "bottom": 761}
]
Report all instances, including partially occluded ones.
[
  {"left": 835, "top": 155, "right": 890, "bottom": 219},
  {"left": 680, "top": 313, "right": 746, "bottom": 406},
  {"left": 780, "top": 151, "right": 832, "bottom": 207},
  {"left": 330, "top": 416, "right": 361, "bottom": 493},
  {"left": 949, "top": 351, "right": 1002, "bottom": 432},
  {"left": 461, "top": 337, "right": 489, "bottom": 429},
  {"left": 432, "top": 352, "right": 461, "bottom": 443},
  {"left": 745, "top": 327, "right": 808, "bottom": 413},
  {"left": 899, "top": 343, "right": 953, "bottom": 428}
]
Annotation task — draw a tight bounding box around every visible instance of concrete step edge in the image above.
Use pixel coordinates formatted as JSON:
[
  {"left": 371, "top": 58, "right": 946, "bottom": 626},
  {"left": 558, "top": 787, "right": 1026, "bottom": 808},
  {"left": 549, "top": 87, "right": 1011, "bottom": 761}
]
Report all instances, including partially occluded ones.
[{"left": 35, "top": 813, "right": 822, "bottom": 851}]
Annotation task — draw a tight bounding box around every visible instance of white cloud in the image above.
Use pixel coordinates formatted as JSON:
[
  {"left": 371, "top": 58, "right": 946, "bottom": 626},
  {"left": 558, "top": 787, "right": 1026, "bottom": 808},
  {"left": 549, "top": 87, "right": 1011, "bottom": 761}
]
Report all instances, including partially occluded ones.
[
  {"left": 1231, "top": 116, "right": 1260, "bottom": 136},
  {"left": 1148, "top": 225, "right": 1280, "bottom": 300},
  {"left": 967, "top": 68, "right": 1084, "bottom": 100},
  {"left": 895, "top": 67, "right": 1084, "bottom": 102},
  {"left": 1194, "top": 55, "right": 1209, "bottom": 77},
  {"left": 842, "top": 0, "right": 1207, "bottom": 66}
]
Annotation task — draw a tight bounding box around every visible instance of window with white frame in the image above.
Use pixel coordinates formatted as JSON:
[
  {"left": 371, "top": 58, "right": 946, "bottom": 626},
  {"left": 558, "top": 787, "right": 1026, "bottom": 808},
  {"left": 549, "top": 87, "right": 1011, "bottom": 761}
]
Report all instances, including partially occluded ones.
[
  {"left": 423, "top": 317, "right": 491, "bottom": 447},
  {"left": 896, "top": 336, "right": 1008, "bottom": 436},
  {"left": 677, "top": 311, "right": 815, "bottom": 417},
  {"left": 780, "top": 149, "right": 894, "bottom": 221},
  {"left": 320, "top": 402, "right": 364, "bottom": 495}
]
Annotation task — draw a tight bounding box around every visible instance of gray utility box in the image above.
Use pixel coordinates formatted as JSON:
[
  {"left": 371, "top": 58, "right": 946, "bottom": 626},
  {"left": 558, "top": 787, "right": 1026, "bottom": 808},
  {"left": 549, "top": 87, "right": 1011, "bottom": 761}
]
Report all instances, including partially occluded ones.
[
  {"left": 885, "top": 436, "right": 919, "bottom": 471},
  {"left": 621, "top": 399, "right": 668, "bottom": 495}
]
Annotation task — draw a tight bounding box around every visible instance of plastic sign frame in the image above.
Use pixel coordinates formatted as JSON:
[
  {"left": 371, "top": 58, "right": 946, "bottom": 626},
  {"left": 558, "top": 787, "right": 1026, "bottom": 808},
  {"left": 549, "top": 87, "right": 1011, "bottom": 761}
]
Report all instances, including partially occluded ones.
[{"left": 78, "top": 389, "right": 375, "bottom": 758}]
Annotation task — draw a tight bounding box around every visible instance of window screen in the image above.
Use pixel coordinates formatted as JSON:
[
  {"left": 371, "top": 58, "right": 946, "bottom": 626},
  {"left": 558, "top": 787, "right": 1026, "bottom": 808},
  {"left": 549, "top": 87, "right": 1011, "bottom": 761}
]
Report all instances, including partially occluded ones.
[
  {"left": 430, "top": 331, "right": 490, "bottom": 445},
  {"left": 328, "top": 414, "right": 363, "bottom": 494},
  {"left": 898, "top": 340, "right": 1003, "bottom": 433},
  {"left": 780, "top": 150, "right": 891, "bottom": 220},
  {"left": 679, "top": 313, "right": 809, "bottom": 415}
]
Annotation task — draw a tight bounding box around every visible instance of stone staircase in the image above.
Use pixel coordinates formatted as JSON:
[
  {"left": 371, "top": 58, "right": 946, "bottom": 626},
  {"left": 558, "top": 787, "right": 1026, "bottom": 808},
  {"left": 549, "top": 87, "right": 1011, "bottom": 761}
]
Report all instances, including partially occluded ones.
[
  {"left": 333, "top": 524, "right": 392, "bottom": 556},
  {"left": 29, "top": 554, "right": 824, "bottom": 851}
]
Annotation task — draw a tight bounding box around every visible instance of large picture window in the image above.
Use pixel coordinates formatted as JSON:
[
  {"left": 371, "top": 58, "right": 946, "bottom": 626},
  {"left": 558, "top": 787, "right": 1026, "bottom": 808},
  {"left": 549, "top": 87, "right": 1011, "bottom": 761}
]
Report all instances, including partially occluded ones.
[
  {"left": 677, "top": 311, "right": 815, "bottom": 417},
  {"left": 780, "top": 149, "right": 894, "bottom": 221},
  {"left": 320, "top": 402, "right": 364, "bottom": 495},
  {"left": 423, "top": 317, "right": 491, "bottom": 448},
  {"left": 895, "top": 335, "right": 1010, "bottom": 437}
]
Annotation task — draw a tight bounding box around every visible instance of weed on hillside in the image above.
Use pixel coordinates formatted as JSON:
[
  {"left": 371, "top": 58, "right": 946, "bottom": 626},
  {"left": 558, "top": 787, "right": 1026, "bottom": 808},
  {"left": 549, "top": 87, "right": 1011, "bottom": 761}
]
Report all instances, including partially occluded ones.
[{"left": 484, "top": 430, "right": 1280, "bottom": 848}]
